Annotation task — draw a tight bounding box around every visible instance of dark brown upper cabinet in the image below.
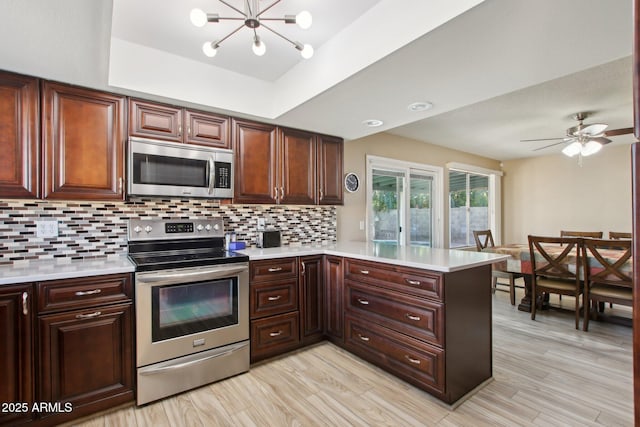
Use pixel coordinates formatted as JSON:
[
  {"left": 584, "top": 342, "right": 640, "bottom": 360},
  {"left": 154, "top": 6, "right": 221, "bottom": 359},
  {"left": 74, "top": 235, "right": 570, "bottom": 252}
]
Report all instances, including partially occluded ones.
[
  {"left": 42, "top": 81, "right": 126, "bottom": 200},
  {"left": 317, "top": 134, "right": 344, "bottom": 205},
  {"left": 0, "top": 71, "right": 40, "bottom": 198},
  {"left": 129, "top": 99, "right": 230, "bottom": 149},
  {"left": 233, "top": 119, "right": 343, "bottom": 205},
  {"left": 233, "top": 119, "right": 279, "bottom": 204}
]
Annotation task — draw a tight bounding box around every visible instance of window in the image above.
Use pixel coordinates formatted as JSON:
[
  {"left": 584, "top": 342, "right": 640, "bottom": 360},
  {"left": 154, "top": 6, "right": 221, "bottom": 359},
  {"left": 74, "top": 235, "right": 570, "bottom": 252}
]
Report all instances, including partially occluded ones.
[
  {"left": 367, "top": 156, "right": 443, "bottom": 247},
  {"left": 447, "top": 163, "right": 502, "bottom": 248}
]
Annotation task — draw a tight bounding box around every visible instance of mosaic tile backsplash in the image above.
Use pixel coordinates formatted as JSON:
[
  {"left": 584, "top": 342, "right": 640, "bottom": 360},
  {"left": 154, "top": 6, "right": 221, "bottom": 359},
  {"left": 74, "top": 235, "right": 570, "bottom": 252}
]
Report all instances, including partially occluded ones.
[{"left": 0, "top": 198, "right": 337, "bottom": 265}]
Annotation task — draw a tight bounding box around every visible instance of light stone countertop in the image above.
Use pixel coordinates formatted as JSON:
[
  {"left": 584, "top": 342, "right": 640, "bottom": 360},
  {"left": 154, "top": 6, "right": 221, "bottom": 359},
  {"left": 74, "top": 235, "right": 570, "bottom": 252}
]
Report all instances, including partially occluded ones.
[
  {"left": 0, "top": 242, "right": 508, "bottom": 286},
  {"left": 239, "top": 241, "right": 509, "bottom": 273},
  {"left": 0, "top": 256, "right": 135, "bottom": 285}
]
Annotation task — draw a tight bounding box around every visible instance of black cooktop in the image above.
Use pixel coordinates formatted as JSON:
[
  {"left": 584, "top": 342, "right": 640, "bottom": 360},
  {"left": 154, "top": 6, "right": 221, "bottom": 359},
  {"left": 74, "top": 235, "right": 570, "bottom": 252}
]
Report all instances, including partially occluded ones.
[{"left": 128, "top": 237, "right": 249, "bottom": 272}]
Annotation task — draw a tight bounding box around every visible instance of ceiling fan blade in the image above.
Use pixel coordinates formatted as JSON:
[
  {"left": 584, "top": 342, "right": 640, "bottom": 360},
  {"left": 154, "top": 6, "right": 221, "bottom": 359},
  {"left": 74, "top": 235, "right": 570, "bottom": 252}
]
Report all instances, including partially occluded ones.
[
  {"left": 520, "top": 137, "right": 566, "bottom": 142},
  {"left": 589, "top": 136, "right": 612, "bottom": 145},
  {"left": 532, "top": 140, "right": 571, "bottom": 151},
  {"left": 604, "top": 127, "right": 634, "bottom": 137},
  {"left": 580, "top": 123, "right": 608, "bottom": 136}
]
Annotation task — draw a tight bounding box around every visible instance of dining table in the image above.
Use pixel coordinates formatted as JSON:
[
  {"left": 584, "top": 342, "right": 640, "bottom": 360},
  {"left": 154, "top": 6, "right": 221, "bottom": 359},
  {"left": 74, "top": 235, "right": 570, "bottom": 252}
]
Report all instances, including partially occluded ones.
[{"left": 482, "top": 243, "right": 633, "bottom": 312}]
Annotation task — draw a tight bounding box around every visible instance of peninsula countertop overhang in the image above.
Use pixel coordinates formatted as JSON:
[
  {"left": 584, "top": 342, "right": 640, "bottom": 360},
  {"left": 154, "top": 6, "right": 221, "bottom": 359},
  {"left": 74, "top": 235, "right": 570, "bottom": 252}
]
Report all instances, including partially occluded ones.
[{"left": 239, "top": 242, "right": 509, "bottom": 273}]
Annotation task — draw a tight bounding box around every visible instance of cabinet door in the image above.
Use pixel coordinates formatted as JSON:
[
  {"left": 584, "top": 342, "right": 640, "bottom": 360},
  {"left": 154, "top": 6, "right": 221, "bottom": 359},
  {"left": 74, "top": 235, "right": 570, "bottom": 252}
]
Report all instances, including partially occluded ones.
[
  {"left": 233, "top": 119, "right": 278, "bottom": 204},
  {"left": 185, "top": 110, "right": 230, "bottom": 148},
  {"left": 317, "top": 135, "right": 344, "bottom": 205},
  {"left": 42, "top": 82, "right": 125, "bottom": 200},
  {"left": 279, "top": 127, "right": 316, "bottom": 205},
  {"left": 300, "top": 256, "right": 324, "bottom": 345},
  {"left": 0, "top": 284, "right": 34, "bottom": 426},
  {"left": 0, "top": 72, "right": 39, "bottom": 198},
  {"left": 324, "top": 256, "right": 344, "bottom": 343},
  {"left": 38, "top": 303, "right": 134, "bottom": 418},
  {"left": 129, "top": 99, "right": 183, "bottom": 142}
]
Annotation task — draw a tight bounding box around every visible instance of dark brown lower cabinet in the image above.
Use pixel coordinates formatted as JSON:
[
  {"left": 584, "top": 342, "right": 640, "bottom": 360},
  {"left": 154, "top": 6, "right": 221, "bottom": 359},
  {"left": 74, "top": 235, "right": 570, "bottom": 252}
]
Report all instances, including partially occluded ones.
[
  {"left": 0, "top": 284, "right": 34, "bottom": 426},
  {"left": 323, "top": 256, "right": 344, "bottom": 343},
  {"left": 299, "top": 256, "right": 324, "bottom": 345}
]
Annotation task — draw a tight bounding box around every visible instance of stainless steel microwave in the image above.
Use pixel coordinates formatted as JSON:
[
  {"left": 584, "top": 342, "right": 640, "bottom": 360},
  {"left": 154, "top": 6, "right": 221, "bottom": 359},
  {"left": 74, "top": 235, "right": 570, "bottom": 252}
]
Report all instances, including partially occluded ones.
[{"left": 127, "top": 137, "right": 233, "bottom": 199}]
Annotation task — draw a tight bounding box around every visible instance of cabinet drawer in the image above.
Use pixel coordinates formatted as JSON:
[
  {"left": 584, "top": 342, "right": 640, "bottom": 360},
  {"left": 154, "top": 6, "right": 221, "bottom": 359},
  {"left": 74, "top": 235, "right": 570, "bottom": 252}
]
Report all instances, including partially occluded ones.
[
  {"left": 250, "top": 279, "right": 298, "bottom": 319},
  {"left": 344, "top": 315, "right": 444, "bottom": 394},
  {"left": 250, "top": 311, "right": 300, "bottom": 362},
  {"left": 37, "top": 274, "right": 132, "bottom": 314},
  {"left": 250, "top": 258, "right": 297, "bottom": 282},
  {"left": 346, "top": 281, "right": 444, "bottom": 347},
  {"left": 344, "top": 258, "right": 443, "bottom": 301}
]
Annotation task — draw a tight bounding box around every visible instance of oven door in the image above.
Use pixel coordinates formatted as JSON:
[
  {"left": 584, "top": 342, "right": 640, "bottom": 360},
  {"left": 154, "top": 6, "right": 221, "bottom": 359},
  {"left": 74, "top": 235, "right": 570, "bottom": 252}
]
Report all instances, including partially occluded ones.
[{"left": 135, "top": 263, "right": 249, "bottom": 367}]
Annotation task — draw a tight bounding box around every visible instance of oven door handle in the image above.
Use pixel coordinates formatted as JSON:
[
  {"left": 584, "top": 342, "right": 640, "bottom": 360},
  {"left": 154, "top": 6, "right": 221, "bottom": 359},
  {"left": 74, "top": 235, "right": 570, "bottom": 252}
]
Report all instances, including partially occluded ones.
[
  {"left": 136, "top": 264, "right": 248, "bottom": 285},
  {"left": 139, "top": 342, "right": 249, "bottom": 376}
]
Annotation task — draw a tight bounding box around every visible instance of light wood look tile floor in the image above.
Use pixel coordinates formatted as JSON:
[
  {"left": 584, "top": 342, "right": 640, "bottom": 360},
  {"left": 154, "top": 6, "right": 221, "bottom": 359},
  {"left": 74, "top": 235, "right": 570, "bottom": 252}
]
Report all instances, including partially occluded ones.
[{"left": 68, "top": 290, "right": 633, "bottom": 426}]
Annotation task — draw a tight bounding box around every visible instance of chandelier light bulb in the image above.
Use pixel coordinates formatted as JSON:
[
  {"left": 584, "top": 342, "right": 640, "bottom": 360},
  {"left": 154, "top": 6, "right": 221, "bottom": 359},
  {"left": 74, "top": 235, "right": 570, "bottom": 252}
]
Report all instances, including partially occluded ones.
[
  {"left": 296, "top": 11, "right": 312, "bottom": 29},
  {"left": 300, "top": 44, "right": 314, "bottom": 59},
  {"left": 252, "top": 38, "right": 266, "bottom": 56},
  {"left": 202, "top": 41, "right": 218, "bottom": 57},
  {"left": 190, "top": 8, "right": 208, "bottom": 27}
]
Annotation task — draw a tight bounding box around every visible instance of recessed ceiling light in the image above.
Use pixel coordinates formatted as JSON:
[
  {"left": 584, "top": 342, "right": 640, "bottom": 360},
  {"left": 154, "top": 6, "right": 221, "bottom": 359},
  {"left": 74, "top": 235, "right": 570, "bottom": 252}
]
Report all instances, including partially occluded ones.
[
  {"left": 407, "top": 102, "right": 433, "bottom": 112},
  {"left": 362, "top": 119, "right": 383, "bottom": 127}
]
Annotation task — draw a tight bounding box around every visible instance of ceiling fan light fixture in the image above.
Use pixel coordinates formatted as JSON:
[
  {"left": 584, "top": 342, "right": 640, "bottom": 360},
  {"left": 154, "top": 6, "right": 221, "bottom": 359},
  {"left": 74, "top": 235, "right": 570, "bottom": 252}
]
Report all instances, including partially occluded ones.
[
  {"left": 190, "top": 8, "right": 208, "bottom": 27},
  {"left": 299, "top": 43, "right": 314, "bottom": 59},
  {"left": 581, "top": 140, "right": 603, "bottom": 156},
  {"left": 562, "top": 141, "right": 582, "bottom": 157}
]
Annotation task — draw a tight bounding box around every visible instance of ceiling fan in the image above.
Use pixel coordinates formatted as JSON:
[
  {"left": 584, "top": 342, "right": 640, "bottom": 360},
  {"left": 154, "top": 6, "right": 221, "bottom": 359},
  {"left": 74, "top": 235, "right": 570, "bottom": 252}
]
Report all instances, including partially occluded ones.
[{"left": 521, "top": 112, "right": 633, "bottom": 158}]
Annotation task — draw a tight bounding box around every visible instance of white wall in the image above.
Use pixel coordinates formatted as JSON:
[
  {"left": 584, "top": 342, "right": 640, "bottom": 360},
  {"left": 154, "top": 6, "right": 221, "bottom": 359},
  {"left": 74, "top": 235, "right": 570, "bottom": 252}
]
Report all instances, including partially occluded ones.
[{"left": 501, "top": 144, "right": 632, "bottom": 243}]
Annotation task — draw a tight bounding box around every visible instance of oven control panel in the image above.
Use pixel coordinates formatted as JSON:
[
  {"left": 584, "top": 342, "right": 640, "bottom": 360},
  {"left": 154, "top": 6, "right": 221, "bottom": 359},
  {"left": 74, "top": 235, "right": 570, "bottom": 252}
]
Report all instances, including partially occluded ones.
[
  {"left": 166, "top": 223, "right": 194, "bottom": 233},
  {"left": 128, "top": 219, "right": 224, "bottom": 241}
]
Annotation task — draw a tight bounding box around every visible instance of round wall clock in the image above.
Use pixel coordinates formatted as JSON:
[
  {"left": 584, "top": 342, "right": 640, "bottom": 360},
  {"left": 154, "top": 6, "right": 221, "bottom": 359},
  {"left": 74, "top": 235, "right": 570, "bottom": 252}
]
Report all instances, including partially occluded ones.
[{"left": 344, "top": 172, "right": 360, "bottom": 193}]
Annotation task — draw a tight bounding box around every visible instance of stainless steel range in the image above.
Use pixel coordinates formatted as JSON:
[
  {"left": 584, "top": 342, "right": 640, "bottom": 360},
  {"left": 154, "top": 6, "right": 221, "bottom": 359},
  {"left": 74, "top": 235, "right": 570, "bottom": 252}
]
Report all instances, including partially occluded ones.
[{"left": 128, "top": 218, "right": 250, "bottom": 405}]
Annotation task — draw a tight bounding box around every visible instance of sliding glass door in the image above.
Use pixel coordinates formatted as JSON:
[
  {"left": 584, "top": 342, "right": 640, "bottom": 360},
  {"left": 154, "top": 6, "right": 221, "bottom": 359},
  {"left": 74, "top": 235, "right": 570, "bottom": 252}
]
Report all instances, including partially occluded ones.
[{"left": 368, "top": 157, "right": 441, "bottom": 247}]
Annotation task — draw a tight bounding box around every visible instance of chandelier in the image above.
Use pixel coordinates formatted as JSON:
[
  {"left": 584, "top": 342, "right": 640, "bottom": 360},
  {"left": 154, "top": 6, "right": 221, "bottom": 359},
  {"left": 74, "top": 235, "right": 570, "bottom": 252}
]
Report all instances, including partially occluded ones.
[{"left": 190, "top": 0, "right": 314, "bottom": 59}]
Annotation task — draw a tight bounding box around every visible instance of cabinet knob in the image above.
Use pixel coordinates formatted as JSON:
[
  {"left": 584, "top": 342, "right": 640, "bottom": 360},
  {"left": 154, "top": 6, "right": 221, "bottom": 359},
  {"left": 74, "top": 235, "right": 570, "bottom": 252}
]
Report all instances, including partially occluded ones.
[
  {"left": 405, "top": 313, "right": 421, "bottom": 321},
  {"left": 405, "top": 279, "right": 421, "bottom": 286},
  {"left": 357, "top": 298, "right": 369, "bottom": 305},
  {"left": 75, "top": 311, "right": 102, "bottom": 320},
  {"left": 75, "top": 289, "right": 102, "bottom": 296},
  {"left": 267, "top": 267, "right": 283, "bottom": 272},
  {"left": 360, "top": 270, "right": 370, "bottom": 275},
  {"left": 269, "top": 330, "right": 283, "bottom": 337},
  {"left": 357, "top": 334, "right": 370, "bottom": 342},
  {"left": 267, "top": 295, "right": 282, "bottom": 301}
]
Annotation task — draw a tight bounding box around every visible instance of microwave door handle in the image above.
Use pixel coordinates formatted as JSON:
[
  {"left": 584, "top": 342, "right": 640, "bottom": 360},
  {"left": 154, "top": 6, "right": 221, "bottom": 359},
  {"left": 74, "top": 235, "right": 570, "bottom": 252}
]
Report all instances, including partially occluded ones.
[{"left": 208, "top": 156, "right": 215, "bottom": 195}]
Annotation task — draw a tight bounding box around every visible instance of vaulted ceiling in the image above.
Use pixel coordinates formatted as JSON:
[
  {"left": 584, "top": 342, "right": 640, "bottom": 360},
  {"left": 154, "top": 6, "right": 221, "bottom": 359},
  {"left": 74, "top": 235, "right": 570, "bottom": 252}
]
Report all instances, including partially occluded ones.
[{"left": 0, "top": 0, "right": 633, "bottom": 160}]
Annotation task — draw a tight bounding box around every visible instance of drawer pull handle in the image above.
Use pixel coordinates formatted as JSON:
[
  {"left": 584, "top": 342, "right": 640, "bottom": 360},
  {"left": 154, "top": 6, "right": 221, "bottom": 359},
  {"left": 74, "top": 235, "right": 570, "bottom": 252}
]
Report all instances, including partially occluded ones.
[
  {"left": 269, "top": 330, "right": 283, "bottom": 337},
  {"left": 405, "top": 313, "right": 421, "bottom": 321},
  {"left": 357, "top": 334, "right": 370, "bottom": 342},
  {"left": 405, "top": 279, "right": 421, "bottom": 286},
  {"left": 357, "top": 298, "right": 370, "bottom": 305},
  {"left": 267, "top": 295, "right": 282, "bottom": 301},
  {"left": 22, "top": 292, "right": 28, "bottom": 316},
  {"left": 268, "top": 267, "right": 283, "bottom": 272},
  {"left": 76, "top": 311, "right": 102, "bottom": 320},
  {"left": 360, "top": 270, "right": 370, "bottom": 275},
  {"left": 405, "top": 355, "right": 421, "bottom": 365},
  {"left": 75, "top": 289, "right": 102, "bottom": 296}
]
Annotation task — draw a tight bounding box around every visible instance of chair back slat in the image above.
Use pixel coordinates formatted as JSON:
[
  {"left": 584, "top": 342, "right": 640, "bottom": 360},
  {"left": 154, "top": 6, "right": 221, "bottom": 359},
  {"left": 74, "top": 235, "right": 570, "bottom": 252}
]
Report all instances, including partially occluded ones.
[
  {"left": 529, "top": 236, "right": 581, "bottom": 280},
  {"left": 582, "top": 239, "right": 632, "bottom": 288},
  {"left": 560, "top": 230, "right": 602, "bottom": 239},
  {"left": 609, "top": 231, "right": 632, "bottom": 240},
  {"left": 473, "top": 230, "right": 494, "bottom": 252}
]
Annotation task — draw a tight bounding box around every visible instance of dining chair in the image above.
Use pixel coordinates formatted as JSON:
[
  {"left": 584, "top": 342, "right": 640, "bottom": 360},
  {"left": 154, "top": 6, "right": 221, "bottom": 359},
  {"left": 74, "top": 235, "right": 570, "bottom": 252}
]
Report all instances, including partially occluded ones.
[
  {"left": 473, "top": 230, "right": 524, "bottom": 305},
  {"left": 528, "top": 235, "right": 583, "bottom": 329},
  {"left": 581, "top": 238, "right": 632, "bottom": 331},
  {"left": 609, "top": 231, "right": 632, "bottom": 240}
]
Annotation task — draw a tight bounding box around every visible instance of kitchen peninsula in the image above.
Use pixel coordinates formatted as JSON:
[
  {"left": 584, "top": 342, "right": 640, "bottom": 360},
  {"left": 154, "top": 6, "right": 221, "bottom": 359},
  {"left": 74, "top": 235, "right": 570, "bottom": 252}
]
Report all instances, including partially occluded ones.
[{"left": 241, "top": 242, "right": 508, "bottom": 405}]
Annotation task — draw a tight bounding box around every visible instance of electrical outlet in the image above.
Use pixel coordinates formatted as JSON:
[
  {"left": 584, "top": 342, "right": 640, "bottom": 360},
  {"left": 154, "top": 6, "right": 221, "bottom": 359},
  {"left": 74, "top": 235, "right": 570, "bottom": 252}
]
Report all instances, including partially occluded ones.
[
  {"left": 257, "top": 218, "right": 266, "bottom": 229},
  {"left": 359, "top": 220, "right": 365, "bottom": 231},
  {"left": 36, "top": 220, "right": 59, "bottom": 238}
]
